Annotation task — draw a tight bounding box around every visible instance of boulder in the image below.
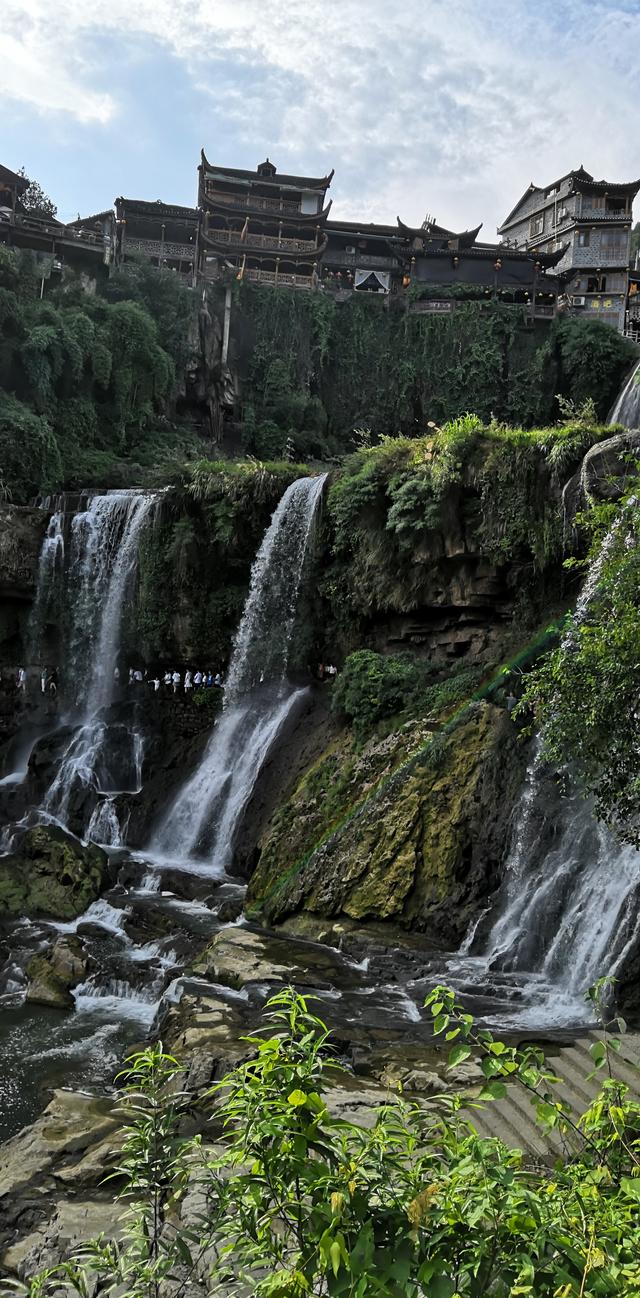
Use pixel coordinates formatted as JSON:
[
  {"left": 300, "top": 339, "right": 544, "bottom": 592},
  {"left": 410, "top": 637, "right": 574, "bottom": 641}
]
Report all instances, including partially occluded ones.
[
  {"left": 0, "top": 825, "right": 109, "bottom": 921},
  {"left": 26, "top": 935, "right": 88, "bottom": 1008}
]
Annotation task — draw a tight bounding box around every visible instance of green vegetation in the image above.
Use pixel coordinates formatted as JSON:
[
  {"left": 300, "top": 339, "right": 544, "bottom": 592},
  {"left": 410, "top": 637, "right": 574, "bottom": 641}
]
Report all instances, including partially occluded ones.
[
  {"left": 0, "top": 248, "right": 202, "bottom": 501},
  {"left": 16, "top": 987, "right": 640, "bottom": 1298},
  {"left": 332, "top": 650, "right": 483, "bottom": 742},
  {"left": 235, "top": 283, "right": 636, "bottom": 458},
  {"left": 323, "top": 417, "right": 613, "bottom": 623},
  {"left": 520, "top": 485, "right": 640, "bottom": 845}
]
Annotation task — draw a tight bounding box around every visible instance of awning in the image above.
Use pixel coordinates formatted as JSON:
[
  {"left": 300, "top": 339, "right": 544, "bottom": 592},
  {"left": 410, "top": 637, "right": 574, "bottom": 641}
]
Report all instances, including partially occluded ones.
[{"left": 354, "top": 268, "right": 390, "bottom": 293}]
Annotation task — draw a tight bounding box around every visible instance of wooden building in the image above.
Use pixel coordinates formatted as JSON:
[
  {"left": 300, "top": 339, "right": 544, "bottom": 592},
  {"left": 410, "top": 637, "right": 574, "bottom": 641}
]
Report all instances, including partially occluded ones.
[
  {"left": 498, "top": 168, "right": 640, "bottom": 331},
  {"left": 321, "top": 214, "right": 563, "bottom": 315},
  {"left": 0, "top": 164, "right": 115, "bottom": 283},
  {"left": 115, "top": 198, "right": 199, "bottom": 282},
  {"left": 199, "top": 155, "right": 333, "bottom": 289}
]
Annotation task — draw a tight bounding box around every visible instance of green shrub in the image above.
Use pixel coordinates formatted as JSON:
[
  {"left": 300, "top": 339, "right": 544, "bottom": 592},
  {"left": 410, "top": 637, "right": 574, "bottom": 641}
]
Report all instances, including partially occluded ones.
[
  {"left": 333, "top": 650, "right": 483, "bottom": 740},
  {"left": 20, "top": 986, "right": 640, "bottom": 1298}
]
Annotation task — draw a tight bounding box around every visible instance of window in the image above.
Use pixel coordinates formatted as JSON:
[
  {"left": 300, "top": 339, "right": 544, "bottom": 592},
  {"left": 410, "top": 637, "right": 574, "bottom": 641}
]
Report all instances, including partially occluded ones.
[
  {"left": 606, "top": 198, "right": 626, "bottom": 213},
  {"left": 530, "top": 213, "right": 545, "bottom": 237},
  {"left": 601, "top": 229, "right": 627, "bottom": 252},
  {"left": 556, "top": 206, "right": 569, "bottom": 223},
  {"left": 587, "top": 274, "right": 607, "bottom": 292},
  {"left": 577, "top": 230, "right": 590, "bottom": 247}
]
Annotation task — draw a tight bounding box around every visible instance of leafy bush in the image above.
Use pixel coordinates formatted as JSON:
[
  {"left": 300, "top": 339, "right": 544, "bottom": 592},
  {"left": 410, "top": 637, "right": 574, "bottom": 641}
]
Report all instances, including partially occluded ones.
[
  {"left": 333, "top": 650, "right": 483, "bottom": 740},
  {"left": 17, "top": 986, "right": 640, "bottom": 1298}
]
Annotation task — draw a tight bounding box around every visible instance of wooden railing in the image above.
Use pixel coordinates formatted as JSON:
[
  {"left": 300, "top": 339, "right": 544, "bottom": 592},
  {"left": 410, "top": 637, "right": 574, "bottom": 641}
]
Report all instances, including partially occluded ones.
[
  {"left": 125, "top": 237, "right": 196, "bottom": 260},
  {"left": 243, "top": 267, "right": 315, "bottom": 288},
  {"left": 210, "top": 228, "right": 317, "bottom": 254},
  {"left": 205, "top": 186, "right": 303, "bottom": 216}
]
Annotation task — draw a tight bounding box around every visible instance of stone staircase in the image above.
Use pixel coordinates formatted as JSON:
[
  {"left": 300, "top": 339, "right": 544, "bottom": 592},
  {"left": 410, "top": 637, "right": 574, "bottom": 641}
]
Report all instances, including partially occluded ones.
[{"left": 470, "top": 1033, "right": 640, "bottom": 1155}]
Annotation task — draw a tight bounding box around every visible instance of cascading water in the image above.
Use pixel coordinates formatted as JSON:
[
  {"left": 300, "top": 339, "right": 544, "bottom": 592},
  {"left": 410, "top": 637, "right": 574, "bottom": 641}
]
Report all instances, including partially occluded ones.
[
  {"left": 42, "top": 491, "right": 156, "bottom": 832},
  {"left": 152, "top": 474, "right": 326, "bottom": 868},
  {"left": 457, "top": 506, "right": 640, "bottom": 1026},
  {"left": 609, "top": 358, "right": 640, "bottom": 428},
  {"left": 28, "top": 506, "right": 65, "bottom": 665}
]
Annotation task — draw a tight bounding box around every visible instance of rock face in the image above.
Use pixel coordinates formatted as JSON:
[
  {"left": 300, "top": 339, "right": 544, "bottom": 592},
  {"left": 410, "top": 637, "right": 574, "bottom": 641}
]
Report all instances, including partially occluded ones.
[
  {"left": 0, "top": 825, "right": 109, "bottom": 920},
  {"left": 249, "top": 703, "right": 526, "bottom": 944}
]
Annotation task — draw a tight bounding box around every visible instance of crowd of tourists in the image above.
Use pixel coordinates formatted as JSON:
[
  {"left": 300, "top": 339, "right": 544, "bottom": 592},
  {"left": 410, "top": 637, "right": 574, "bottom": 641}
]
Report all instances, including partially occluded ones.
[
  {"left": 16, "top": 666, "right": 59, "bottom": 698},
  {"left": 120, "top": 667, "right": 224, "bottom": 695}
]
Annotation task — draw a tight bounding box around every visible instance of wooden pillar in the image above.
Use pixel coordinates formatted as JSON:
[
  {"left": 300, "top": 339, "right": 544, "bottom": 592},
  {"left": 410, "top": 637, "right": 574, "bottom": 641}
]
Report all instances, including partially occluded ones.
[
  {"left": 160, "top": 223, "right": 165, "bottom": 268},
  {"left": 275, "top": 257, "right": 280, "bottom": 285}
]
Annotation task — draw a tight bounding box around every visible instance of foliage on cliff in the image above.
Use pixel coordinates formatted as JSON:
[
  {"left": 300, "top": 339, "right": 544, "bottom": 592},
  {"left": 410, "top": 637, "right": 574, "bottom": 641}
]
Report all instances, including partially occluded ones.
[
  {"left": 0, "top": 248, "right": 202, "bottom": 502},
  {"left": 234, "top": 282, "right": 636, "bottom": 458},
  {"left": 321, "top": 417, "right": 613, "bottom": 623},
  {"left": 22, "top": 989, "right": 640, "bottom": 1298},
  {"left": 520, "top": 487, "right": 640, "bottom": 845}
]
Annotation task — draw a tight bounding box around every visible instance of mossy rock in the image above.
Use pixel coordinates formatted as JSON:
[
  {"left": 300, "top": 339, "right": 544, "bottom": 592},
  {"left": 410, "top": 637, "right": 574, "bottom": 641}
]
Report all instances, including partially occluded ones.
[
  {"left": 249, "top": 703, "right": 527, "bottom": 945},
  {"left": 0, "top": 826, "right": 109, "bottom": 921}
]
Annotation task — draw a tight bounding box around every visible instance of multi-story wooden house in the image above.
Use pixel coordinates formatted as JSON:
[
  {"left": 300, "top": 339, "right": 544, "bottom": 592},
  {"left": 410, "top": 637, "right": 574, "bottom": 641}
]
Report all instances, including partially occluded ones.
[
  {"left": 498, "top": 167, "right": 640, "bottom": 331},
  {"left": 199, "top": 155, "right": 333, "bottom": 289}
]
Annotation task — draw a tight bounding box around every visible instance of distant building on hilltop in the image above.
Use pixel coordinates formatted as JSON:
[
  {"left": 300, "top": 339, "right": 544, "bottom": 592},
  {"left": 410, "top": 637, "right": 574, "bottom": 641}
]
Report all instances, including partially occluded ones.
[
  {"left": 498, "top": 167, "right": 640, "bottom": 332},
  {"left": 199, "top": 154, "right": 333, "bottom": 289}
]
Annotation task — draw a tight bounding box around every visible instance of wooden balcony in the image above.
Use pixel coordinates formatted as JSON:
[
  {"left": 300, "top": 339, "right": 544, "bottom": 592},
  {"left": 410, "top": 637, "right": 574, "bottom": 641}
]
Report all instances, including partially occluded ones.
[
  {"left": 243, "top": 267, "right": 315, "bottom": 289},
  {"left": 210, "top": 228, "right": 318, "bottom": 254},
  {"left": 205, "top": 186, "right": 302, "bottom": 216}
]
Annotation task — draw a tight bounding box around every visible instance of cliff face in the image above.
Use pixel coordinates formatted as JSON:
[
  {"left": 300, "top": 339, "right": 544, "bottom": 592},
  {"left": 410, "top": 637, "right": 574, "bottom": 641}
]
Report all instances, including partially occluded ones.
[
  {"left": 0, "top": 505, "right": 47, "bottom": 670},
  {"left": 248, "top": 703, "right": 525, "bottom": 944}
]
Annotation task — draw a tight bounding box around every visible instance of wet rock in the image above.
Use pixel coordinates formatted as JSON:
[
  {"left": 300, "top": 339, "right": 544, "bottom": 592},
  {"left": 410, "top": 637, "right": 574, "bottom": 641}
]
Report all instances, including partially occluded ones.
[
  {"left": 26, "top": 936, "right": 88, "bottom": 1008},
  {"left": 250, "top": 703, "right": 526, "bottom": 946},
  {"left": 191, "top": 925, "right": 359, "bottom": 992},
  {"left": 0, "top": 825, "right": 109, "bottom": 921},
  {"left": 0, "top": 1090, "right": 119, "bottom": 1206}
]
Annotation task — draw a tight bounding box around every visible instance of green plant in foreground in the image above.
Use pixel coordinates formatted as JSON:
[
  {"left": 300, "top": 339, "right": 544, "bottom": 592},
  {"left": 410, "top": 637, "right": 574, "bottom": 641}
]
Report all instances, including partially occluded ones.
[{"left": 6, "top": 986, "right": 640, "bottom": 1298}]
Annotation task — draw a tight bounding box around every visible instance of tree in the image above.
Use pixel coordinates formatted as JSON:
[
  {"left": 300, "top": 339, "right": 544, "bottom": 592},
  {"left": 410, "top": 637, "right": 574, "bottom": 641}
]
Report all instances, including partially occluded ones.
[{"left": 16, "top": 167, "right": 57, "bottom": 219}]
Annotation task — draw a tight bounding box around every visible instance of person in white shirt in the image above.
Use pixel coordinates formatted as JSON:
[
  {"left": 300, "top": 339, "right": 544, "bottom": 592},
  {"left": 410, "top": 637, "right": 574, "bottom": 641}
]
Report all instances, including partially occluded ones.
[
  {"left": 17, "top": 667, "right": 27, "bottom": 693},
  {"left": 152, "top": 677, "right": 160, "bottom": 692},
  {"left": 172, "top": 670, "right": 181, "bottom": 694},
  {"left": 164, "top": 670, "right": 172, "bottom": 689},
  {"left": 194, "top": 671, "right": 203, "bottom": 687},
  {"left": 184, "top": 670, "right": 193, "bottom": 692}
]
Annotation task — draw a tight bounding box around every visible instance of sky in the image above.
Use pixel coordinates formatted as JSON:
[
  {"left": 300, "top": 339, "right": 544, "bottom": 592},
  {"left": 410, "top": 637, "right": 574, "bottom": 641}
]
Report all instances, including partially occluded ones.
[{"left": 1, "top": 0, "right": 639, "bottom": 236}]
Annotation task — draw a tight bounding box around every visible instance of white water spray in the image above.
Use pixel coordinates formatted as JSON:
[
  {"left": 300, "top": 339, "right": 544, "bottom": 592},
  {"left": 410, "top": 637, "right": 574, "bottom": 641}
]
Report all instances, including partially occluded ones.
[{"left": 152, "top": 475, "right": 326, "bottom": 867}]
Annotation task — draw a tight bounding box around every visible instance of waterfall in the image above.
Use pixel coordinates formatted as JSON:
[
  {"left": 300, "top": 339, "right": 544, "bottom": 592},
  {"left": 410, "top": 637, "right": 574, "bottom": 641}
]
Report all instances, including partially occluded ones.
[
  {"left": 86, "top": 797, "right": 125, "bottom": 848},
  {"left": 461, "top": 508, "right": 640, "bottom": 1025},
  {"left": 28, "top": 506, "right": 65, "bottom": 665},
  {"left": 152, "top": 474, "right": 326, "bottom": 868},
  {"left": 42, "top": 491, "right": 156, "bottom": 830},
  {"left": 609, "top": 358, "right": 640, "bottom": 428}
]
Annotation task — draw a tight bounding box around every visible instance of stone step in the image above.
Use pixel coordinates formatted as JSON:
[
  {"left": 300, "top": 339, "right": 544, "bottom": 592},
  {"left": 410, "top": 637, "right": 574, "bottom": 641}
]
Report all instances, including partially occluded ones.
[{"left": 465, "top": 1032, "right": 640, "bottom": 1154}]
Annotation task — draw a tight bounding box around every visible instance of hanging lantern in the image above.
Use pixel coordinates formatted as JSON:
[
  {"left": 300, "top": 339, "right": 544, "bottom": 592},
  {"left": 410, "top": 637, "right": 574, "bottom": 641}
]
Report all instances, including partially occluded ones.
[{"left": 494, "top": 258, "right": 502, "bottom": 271}]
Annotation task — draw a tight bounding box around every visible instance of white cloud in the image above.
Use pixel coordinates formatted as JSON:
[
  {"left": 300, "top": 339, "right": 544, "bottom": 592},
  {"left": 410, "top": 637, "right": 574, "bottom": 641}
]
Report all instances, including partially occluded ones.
[{"left": 2, "top": 0, "right": 639, "bottom": 230}]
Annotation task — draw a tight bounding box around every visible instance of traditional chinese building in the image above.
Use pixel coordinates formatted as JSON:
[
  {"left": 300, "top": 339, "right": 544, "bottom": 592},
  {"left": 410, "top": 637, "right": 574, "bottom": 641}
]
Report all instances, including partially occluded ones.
[
  {"left": 498, "top": 168, "right": 640, "bottom": 331},
  {"left": 115, "top": 198, "right": 199, "bottom": 282},
  {"left": 198, "top": 154, "right": 333, "bottom": 288},
  {"left": 321, "top": 214, "right": 563, "bottom": 316}
]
